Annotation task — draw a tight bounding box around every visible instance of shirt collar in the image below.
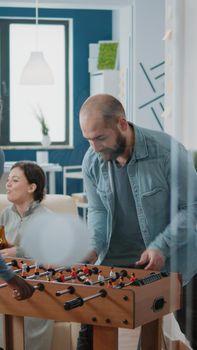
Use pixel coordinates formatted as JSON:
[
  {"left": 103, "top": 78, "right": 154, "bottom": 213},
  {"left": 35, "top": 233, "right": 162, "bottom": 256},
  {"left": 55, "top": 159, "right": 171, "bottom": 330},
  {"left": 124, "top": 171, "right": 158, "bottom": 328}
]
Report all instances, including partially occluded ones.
[
  {"left": 11, "top": 200, "right": 40, "bottom": 217},
  {"left": 129, "top": 123, "right": 149, "bottom": 160}
]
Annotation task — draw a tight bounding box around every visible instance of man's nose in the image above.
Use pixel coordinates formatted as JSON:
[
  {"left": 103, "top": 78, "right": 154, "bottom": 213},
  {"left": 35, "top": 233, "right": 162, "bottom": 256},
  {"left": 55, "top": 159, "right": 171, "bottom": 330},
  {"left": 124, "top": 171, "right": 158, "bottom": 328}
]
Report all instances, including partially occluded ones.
[{"left": 90, "top": 140, "right": 100, "bottom": 152}]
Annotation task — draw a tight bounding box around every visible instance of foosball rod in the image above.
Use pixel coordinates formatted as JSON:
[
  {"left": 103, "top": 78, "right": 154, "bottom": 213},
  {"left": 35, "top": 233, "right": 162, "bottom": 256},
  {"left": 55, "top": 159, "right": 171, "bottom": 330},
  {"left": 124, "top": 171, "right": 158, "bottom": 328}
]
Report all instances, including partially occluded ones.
[
  {"left": 88, "top": 269, "right": 127, "bottom": 286},
  {"left": 0, "top": 264, "right": 37, "bottom": 288},
  {"left": 64, "top": 266, "right": 99, "bottom": 282},
  {"left": 6, "top": 259, "right": 18, "bottom": 268},
  {"left": 64, "top": 289, "right": 107, "bottom": 310},
  {"left": 26, "top": 265, "right": 69, "bottom": 280},
  {"left": 56, "top": 285, "right": 75, "bottom": 296}
]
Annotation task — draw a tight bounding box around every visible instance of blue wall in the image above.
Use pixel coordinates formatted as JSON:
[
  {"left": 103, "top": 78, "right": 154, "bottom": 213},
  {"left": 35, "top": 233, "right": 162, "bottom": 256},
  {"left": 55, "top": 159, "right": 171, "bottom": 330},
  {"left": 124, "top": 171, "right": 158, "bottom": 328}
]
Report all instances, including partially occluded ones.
[{"left": 0, "top": 7, "right": 112, "bottom": 194}]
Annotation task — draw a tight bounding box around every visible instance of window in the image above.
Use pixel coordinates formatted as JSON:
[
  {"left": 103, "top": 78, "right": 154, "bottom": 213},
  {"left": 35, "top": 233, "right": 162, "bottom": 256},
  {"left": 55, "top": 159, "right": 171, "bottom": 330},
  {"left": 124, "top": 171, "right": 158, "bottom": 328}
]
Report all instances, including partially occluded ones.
[{"left": 0, "top": 18, "right": 72, "bottom": 148}]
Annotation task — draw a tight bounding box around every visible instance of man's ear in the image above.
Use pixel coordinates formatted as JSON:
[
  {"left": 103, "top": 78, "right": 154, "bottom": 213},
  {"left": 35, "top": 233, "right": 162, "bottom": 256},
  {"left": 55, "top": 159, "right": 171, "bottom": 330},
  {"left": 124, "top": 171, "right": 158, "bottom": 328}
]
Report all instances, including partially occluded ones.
[
  {"left": 28, "top": 183, "right": 37, "bottom": 194},
  {"left": 117, "top": 116, "right": 127, "bottom": 131}
]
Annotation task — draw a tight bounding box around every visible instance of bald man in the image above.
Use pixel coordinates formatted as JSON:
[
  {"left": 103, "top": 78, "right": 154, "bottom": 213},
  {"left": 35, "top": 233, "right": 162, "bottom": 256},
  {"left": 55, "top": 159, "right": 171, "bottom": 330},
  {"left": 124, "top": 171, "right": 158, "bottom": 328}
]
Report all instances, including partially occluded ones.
[{"left": 78, "top": 94, "right": 197, "bottom": 350}]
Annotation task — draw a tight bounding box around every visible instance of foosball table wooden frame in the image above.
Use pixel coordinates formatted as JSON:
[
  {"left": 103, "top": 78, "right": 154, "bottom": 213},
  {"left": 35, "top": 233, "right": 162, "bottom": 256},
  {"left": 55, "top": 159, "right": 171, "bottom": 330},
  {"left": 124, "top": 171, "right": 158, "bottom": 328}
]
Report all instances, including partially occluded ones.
[{"left": 0, "top": 258, "right": 181, "bottom": 350}]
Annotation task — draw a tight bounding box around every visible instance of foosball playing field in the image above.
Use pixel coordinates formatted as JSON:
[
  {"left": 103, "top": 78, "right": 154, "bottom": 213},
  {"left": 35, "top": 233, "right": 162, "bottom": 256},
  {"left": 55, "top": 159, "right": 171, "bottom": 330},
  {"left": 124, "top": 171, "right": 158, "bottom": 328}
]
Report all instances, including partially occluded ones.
[{"left": 0, "top": 258, "right": 182, "bottom": 350}]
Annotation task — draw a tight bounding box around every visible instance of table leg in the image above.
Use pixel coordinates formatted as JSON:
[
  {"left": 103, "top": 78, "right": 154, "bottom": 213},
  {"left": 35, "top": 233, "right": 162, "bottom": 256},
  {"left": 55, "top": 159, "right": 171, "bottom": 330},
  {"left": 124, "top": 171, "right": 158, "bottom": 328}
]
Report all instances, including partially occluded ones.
[
  {"left": 141, "top": 319, "right": 162, "bottom": 350},
  {"left": 93, "top": 326, "right": 118, "bottom": 350},
  {"left": 48, "top": 172, "right": 55, "bottom": 194},
  {"left": 3, "top": 315, "right": 25, "bottom": 350}
]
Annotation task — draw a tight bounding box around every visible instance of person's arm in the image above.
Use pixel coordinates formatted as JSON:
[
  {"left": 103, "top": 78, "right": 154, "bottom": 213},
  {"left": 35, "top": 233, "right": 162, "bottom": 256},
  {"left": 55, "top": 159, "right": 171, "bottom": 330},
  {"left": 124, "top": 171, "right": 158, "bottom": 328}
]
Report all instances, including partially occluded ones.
[
  {"left": 83, "top": 249, "right": 98, "bottom": 265},
  {"left": 0, "top": 254, "right": 34, "bottom": 300},
  {"left": 137, "top": 144, "right": 197, "bottom": 270},
  {"left": 82, "top": 159, "right": 107, "bottom": 263},
  {"left": 7, "top": 274, "right": 35, "bottom": 300}
]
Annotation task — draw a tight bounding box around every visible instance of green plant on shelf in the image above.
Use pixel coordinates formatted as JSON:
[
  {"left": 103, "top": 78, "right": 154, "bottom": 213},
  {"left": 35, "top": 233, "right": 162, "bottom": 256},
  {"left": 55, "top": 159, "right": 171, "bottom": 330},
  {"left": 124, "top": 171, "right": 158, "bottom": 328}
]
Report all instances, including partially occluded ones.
[{"left": 35, "top": 106, "right": 49, "bottom": 136}]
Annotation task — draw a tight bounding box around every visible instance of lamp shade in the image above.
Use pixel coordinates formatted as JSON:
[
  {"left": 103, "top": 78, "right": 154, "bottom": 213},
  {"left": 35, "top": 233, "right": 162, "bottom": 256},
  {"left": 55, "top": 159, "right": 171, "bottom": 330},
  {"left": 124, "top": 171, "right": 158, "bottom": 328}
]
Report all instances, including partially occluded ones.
[{"left": 20, "top": 51, "right": 54, "bottom": 85}]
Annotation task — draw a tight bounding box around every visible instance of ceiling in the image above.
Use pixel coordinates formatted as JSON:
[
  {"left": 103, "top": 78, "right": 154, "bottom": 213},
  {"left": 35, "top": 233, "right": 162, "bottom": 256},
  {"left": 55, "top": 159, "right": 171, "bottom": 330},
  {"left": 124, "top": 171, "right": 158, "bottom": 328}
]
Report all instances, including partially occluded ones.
[{"left": 0, "top": 0, "right": 131, "bottom": 10}]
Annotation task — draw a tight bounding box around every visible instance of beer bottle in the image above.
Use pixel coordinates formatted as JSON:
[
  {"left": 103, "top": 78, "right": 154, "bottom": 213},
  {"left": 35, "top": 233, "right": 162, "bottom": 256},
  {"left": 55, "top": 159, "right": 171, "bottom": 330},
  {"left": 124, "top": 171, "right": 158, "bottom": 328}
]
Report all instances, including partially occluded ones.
[{"left": 0, "top": 225, "right": 9, "bottom": 249}]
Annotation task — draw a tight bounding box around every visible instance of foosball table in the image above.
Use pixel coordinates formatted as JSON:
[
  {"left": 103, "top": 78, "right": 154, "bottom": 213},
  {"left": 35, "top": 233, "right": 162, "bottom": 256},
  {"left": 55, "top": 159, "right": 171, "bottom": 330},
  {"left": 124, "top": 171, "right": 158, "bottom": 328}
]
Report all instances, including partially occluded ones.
[{"left": 0, "top": 258, "right": 182, "bottom": 350}]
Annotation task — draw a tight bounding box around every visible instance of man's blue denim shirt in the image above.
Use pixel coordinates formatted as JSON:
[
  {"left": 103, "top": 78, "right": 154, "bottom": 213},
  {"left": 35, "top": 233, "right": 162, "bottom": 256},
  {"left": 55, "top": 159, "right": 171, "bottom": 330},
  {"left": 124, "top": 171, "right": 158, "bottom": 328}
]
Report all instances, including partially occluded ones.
[{"left": 82, "top": 124, "right": 197, "bottom": 286}]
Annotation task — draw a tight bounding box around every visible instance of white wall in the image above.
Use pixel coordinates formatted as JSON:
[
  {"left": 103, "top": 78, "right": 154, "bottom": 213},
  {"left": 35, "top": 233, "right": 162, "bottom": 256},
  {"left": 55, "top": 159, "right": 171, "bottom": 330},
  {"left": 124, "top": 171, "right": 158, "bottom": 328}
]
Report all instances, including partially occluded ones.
[
  {"left": 133, "top": 0, "right": 165, "bottom": 130},
  {"left": 113, "top": 6, "right": 133, "bottom": 120},
  {"left": 164, "top": 0, "right": 197, "bottom": 150},
  {"left": 113, "top": 0, "right": 165, "bottom": 129}
]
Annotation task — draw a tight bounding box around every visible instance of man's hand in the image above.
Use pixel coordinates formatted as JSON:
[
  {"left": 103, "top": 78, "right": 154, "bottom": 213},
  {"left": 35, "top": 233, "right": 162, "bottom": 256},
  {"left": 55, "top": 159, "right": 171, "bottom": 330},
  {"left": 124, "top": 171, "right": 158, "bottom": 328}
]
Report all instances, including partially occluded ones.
[
  {"left": 84, "top": 249, "right": 98, "bottom": 264},
  {"left": 7, "top": 275, "right": 35, "bottom": 301},
  {"left": 136, "top": 248, "right": 165, "bottom": 271}
]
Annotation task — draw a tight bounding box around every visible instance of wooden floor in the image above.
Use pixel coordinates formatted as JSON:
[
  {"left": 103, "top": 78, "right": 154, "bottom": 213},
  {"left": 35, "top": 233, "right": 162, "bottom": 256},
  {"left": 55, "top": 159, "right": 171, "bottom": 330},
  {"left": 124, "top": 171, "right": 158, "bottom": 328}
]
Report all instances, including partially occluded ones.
[
  {"left": 118, "top": 327, "right": 192, "bottom": 350},
  {"left": 119, "top": 328, "right": 141, "bottom": 349}
]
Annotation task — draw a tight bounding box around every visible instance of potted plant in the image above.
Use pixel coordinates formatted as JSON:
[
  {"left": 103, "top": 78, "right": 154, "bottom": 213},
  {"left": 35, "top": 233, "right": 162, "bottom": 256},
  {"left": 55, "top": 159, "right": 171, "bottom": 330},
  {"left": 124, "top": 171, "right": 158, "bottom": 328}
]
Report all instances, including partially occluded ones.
[{"left": 35, "top": 107, "right": 51, "bottom": 147}]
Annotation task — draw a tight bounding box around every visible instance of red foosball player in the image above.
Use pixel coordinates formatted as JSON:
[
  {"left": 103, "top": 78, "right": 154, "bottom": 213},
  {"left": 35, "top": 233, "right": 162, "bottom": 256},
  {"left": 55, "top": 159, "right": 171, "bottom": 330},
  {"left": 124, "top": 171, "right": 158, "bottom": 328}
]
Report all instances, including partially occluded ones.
[
  {"left": 107, "top": 280, "right": 113, "bottom": 288},
  {"left": 56, "top": 271, "right": 65, "bottom": 282},
  {"left": 71, "top": 267, "right": 77, "bottom": 281},
  {"left": 129, "top": 272, "right": 136, "bottom": 284},
  {"left": 19, "top": 260, "right": 24, "bottom": 268},
  {"left": 84, "top": 275, "right": 92, "bottom": 285},
  {"left": 83, "top": 264, "right": 90, "bottom": 276}
]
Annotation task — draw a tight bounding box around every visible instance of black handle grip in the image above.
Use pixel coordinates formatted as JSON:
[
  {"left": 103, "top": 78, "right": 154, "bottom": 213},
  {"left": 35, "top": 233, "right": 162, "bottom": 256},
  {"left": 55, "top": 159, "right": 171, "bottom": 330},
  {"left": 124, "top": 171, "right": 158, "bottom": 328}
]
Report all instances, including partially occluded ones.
[
  {"left": 64, "top": 297, "right": 84, "bottom": 310},
  {"left": 34, "top": 282, "right": 45, "bottom": 291}
]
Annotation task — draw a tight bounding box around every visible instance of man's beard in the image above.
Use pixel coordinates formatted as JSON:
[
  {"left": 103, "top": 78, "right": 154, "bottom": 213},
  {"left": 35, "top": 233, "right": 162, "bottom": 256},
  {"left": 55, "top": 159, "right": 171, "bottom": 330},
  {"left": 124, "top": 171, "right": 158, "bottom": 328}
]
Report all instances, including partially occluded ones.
[{"left": 99, "top": 133, "right": 126, "bottom": 161}]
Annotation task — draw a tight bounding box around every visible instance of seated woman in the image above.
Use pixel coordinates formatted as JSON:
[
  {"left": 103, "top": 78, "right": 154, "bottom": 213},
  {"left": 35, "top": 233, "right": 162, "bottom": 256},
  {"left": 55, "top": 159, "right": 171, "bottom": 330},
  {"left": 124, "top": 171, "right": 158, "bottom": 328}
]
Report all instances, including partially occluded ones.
[{"left": 0, "top": 161, "right": 54, "bottom": 350}]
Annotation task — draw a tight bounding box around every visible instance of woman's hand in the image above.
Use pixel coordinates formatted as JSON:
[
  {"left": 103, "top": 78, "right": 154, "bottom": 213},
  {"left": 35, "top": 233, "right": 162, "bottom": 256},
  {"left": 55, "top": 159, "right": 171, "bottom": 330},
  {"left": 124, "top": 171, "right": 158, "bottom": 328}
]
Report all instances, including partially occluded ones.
[
  {"left": 83, "top": 249, "right": 98, "bottom": 264},
  {"left": 0, "top": 246, "right": 17, "bottom": 258},
  {"left": 8, "top": 275, "right": 35, "bottom": 300}
]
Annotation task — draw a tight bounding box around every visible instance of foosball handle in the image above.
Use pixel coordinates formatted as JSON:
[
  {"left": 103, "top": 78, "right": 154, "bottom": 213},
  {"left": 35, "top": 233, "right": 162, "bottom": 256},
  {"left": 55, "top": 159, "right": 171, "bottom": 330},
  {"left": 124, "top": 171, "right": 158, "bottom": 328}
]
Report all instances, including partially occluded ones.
[
  {"left": 56, "top": 285, "right": 75, "bottom": 296},
  {"left": 11, "top": 259, "right": 18, "bottom": 267},
  {"left": 34, "top": 282, "right": 45, "bottom": 291},
  {"left": 64, "top": 289, "right": 107, "bottom": 311},
  {"left": 64, "top": 297, "right": 84, "bottom": 310}
]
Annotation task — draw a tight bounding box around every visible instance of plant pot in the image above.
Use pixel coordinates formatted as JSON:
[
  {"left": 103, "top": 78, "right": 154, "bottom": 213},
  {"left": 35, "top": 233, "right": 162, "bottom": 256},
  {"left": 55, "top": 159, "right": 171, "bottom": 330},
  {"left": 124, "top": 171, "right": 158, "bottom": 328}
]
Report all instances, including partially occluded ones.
[{"left": 42, "top": 135, "right": 51, "bottom": 147}]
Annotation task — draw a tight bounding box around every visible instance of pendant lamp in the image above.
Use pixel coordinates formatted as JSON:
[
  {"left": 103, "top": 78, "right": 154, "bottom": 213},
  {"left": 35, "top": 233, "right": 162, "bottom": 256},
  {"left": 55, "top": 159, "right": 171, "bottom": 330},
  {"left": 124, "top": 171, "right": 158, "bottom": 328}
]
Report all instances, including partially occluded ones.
[{"left": 20, "top": 0, "right": 54, "bottom": 85}]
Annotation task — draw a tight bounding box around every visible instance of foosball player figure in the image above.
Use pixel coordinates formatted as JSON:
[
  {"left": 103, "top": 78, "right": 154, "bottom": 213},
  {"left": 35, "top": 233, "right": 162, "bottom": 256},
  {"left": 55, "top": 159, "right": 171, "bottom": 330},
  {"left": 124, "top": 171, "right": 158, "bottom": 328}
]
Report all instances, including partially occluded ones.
[
  {"left": 46, "top": 269, "right": 54, "bottom": 282},
  {"left": 19, "top": 260, "right": 24, "bottom": 269},
  {"left": 21, "top": 262, "right": 28, "bottom": 279},
  {"left": 34, "top": 262, "right": 40, "bottom": 278},
  {"left": 46, "top": 274, "right": 50, "bottom": 282},
  {"left": 84, "top": 274, "right": 93, "bottom": 285},
  {"left": 83, "top": 264, "right": 90, "bottom": 276},
  {"left": 109, "top": 266, "right": 116, "bottom": 281},
  {"left": 71, "top": 267, "right": 77, "bottom": 281},
  {"left": 56, "top": 271, "right": 65, "bottom": 282},
  {"left": 129, "top": 272, "right": 136, "bottom": 284},
  {"left": 107, "top": 280, "right": 113, "bottom": 288},
  {"left": 117, "top": 276, "right": 125, "bottom": 288},
  {"left": 97, "top": 270, "right": 105, "bottom": 285}
]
